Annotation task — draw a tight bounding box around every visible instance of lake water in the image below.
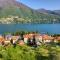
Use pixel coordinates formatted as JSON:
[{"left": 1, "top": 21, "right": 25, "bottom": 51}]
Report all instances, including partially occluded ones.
[{"left": 0, "top": 24, "right": 60, "bottom": 34}]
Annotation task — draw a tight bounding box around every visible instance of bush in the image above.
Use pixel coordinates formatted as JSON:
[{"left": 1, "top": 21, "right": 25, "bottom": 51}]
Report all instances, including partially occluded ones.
[{"left": 0, "top": 45, "right": 60, "bottom": 60}]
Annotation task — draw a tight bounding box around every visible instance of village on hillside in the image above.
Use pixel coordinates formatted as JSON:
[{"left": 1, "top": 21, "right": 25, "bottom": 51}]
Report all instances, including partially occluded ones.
[{"left": 0, "top": 32, "right": 60, "bottom": 47}]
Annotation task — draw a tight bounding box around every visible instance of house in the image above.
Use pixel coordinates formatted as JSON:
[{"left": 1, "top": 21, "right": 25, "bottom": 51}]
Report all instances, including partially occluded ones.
[
  {"left": 23, "top": 33, "right": 35, "bottom": 44},
  {"left": 23, "top": 34, "right": 29, "bottom": 43},
  {"left": 18, "top": 40, "right": 24, "bottom": 46},
  {"left": 42, "top": 34, "right": 53, "bottom": 43},
  {"left": 11, "top": 36, "right": 20, "bottom": 44},
  {"left": 35, "top": 34, "right": 43, "bottom": 46},
  {"left": 57, "top": 36, "right": 60, "bottom": 42},
  {"left": 4, "top": 40, "right": 10, "bottom": 45},
  {"left": 29, "top": 33, "right": 35, "bottom": 37},
  {"left": 5, "top": 34, "right": 12, "bottom": 40},
  {"left": 35, "top": 34, "right": 43, "bottom": 42},
  {"left": 0, "top": 35, "right": 5, "bottom": 45}
]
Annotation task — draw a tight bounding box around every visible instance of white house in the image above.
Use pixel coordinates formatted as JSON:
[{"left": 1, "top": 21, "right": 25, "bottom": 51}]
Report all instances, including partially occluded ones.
[
  {"left": 23, "top": 34, "right": 29, "bottom": 43},
  {"left": 35, "top": 34, "right": 43, "bottom": 45}
]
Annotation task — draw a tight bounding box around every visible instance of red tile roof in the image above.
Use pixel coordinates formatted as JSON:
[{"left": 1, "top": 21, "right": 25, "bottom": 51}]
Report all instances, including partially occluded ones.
[{"left": 42, "top": 34, "right": 54, "bottom": 40}]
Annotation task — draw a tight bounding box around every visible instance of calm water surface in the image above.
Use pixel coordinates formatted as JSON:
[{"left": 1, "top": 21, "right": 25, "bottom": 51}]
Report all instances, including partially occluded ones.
[{"left": 0, "top": 24, "right": 60, "bottom": 34}]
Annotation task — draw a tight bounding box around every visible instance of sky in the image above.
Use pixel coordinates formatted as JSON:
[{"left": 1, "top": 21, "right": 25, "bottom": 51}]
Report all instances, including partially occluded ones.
[{"left": 16, "top": 0, "right": 60, "bottom": 10}]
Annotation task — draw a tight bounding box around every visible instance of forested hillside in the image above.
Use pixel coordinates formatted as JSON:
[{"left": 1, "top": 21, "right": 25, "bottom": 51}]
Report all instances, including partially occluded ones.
[{"left": 0, "top": 0, "right": 60, "bottom": 24}]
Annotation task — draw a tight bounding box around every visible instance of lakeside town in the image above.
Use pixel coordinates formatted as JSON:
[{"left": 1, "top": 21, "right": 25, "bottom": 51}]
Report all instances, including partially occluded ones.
[
  {"left": 0, "top": 0, "right": 60, "bottom": 60},
  {"left": 0, "top": 31, "right": 60, "bottom": 60},
  {"left": 0, "top": 31, "right": 60, "bottom": 47}
]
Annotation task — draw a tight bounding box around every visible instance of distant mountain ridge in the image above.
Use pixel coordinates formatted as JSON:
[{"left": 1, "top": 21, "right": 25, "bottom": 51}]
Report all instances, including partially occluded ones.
[
  {"left": 54, "top": 10, "right": 60, "bottom": 15},
  {"left": 0, "top": 0, "right": 60, "bottom": 24},
  {"left": 36, "top": 9, "right": 60, "bottom": 15}
]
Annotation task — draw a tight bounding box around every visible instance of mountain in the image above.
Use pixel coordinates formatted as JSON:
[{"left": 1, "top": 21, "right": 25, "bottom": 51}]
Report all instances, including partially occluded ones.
[
  {"left": 54, "top": 10, "right": 60, "bottom": 14},
  {"left": 0, "top": 0, "right": 32, "bottom": 17},
  {"left": 37, "top": 9, "right": 60, "bottom": 15},
  {"left": 0, "top": 0, "right": 60, "bottom": 24},
  {"left": 37, "top": 9, "right": 51, "bottom": 13}
]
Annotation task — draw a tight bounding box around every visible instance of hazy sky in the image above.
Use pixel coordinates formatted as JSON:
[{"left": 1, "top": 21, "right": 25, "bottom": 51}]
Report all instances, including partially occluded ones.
[{"left": 16, "top": 0, "right": 60, "bottom": 10}]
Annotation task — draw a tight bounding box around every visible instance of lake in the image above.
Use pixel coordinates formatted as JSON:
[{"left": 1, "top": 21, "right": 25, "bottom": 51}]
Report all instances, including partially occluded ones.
[{"left": 0, "top": 24, "right": 60, "bottom": 34}]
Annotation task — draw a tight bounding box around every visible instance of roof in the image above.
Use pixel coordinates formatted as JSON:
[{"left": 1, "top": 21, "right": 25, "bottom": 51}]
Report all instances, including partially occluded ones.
[
  {"left": 42, "top": 34, "right": 54, "bottom": 40},
  {"left": 57, "top": 36, "right": 60, "bottom": 40},
  {"left": 35, "top": 34, "right": 42, "bottom": 38},
  {"left": 18, "top": 40, "right": 24, "bottom": 46},
  {"left": 0, "top": 35, "right": 5, "bottom": 42},
  {"left": 23, "top": 34, "right": 29, "bottom": 38},
  {"left": 23, "top": 33, "right": 35, "bottom": 38},
  {"left": 12, "top": 36, "right": 20, "bottom": 40},
  {"left": 5, "top": 34, "right": 12, "bottom": 38}
]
